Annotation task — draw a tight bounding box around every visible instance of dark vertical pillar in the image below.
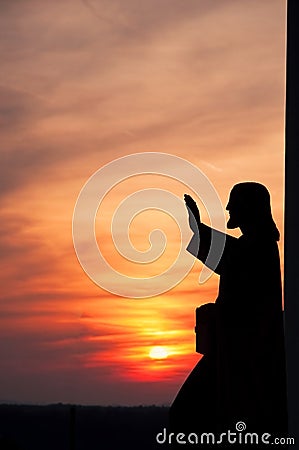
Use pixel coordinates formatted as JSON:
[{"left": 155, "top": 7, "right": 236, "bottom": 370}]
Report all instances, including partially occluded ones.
[
  {"left": 69, "top": 405, "right": 76, "bottom": 450},
  {"left": 284, "top": 0, "right": 299, "bottom": 447}
]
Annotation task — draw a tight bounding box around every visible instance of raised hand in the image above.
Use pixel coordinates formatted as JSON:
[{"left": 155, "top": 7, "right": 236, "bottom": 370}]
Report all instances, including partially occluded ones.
[{"left": 184, "top": 194, "right": 201, "bottom": 233}]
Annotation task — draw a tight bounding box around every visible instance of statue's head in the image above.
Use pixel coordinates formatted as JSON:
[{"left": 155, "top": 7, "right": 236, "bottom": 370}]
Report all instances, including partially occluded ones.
[{"left": 226, "top": 182, "right": 279, "bottom": 240}]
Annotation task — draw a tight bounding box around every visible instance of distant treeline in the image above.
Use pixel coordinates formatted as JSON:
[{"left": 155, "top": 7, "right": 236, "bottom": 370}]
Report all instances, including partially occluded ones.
[{"left": 0, "top": 404, "right": 170, "bottom": 450}]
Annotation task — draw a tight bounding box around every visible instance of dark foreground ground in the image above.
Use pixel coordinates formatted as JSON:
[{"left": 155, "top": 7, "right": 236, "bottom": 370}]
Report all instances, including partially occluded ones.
[{"left": 0, "top": 404, "right": 170, "bottom": 450}]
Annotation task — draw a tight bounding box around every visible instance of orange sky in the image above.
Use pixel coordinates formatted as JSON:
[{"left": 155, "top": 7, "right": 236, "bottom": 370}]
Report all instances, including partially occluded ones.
[{"left": 0, "top": 0, "right": 286, "bottom": 405}]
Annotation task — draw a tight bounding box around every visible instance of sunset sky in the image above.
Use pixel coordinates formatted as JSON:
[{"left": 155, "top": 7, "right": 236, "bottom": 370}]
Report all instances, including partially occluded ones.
[{"left": 0, "top": 0, "right": 286, "bottom": 405}]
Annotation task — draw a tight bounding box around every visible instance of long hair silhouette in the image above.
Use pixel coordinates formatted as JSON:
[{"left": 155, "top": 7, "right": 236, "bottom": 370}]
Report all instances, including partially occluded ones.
[{"left": 226, "top": 182, "right": 280, "bottom": 240}]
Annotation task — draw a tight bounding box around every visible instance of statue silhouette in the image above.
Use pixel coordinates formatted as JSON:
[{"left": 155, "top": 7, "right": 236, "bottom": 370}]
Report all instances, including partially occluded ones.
[{"left": 169, "top": 182, "right": 288, "bottom": 447}]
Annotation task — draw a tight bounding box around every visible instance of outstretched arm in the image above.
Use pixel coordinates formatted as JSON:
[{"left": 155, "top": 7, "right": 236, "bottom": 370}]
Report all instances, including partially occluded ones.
[{"left": 184, "top": 194, "right": 237, "bottom": 274}]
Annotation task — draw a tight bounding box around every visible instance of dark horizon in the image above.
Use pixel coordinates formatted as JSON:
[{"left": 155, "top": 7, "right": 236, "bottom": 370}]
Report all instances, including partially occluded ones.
[{"left": 0, "top": 404, "right": 169, "bottom": 450}]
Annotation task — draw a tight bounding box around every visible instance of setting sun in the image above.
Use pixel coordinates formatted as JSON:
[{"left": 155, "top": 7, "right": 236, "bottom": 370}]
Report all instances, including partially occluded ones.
[{"left": 149, "top": 346, "right": 169, "bottom": 360}]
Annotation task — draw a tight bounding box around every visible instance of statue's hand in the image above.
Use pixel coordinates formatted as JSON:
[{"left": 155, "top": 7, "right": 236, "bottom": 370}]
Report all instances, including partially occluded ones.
[{"left": 184, "top": 194, "right": 201, "bottom": 233}]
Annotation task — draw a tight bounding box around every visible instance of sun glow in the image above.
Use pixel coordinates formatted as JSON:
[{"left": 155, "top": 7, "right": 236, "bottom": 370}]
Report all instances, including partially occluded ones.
[{"left": 149, "top": 346, "right": 169, "bottom": 360}]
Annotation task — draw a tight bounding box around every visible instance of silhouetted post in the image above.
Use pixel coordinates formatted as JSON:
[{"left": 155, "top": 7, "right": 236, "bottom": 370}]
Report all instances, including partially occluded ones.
[
  {"left": 69, "top": 405, "right": 76, "bottom": 450},
  {"left": 284, "top": 0, "right": 299, "bottom": 446}
]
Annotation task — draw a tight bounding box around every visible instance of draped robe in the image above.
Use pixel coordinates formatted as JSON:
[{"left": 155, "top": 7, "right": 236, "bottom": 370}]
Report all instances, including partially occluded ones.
[{"left": 169, "top": 223, "right": 287, "bottom": 447}]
